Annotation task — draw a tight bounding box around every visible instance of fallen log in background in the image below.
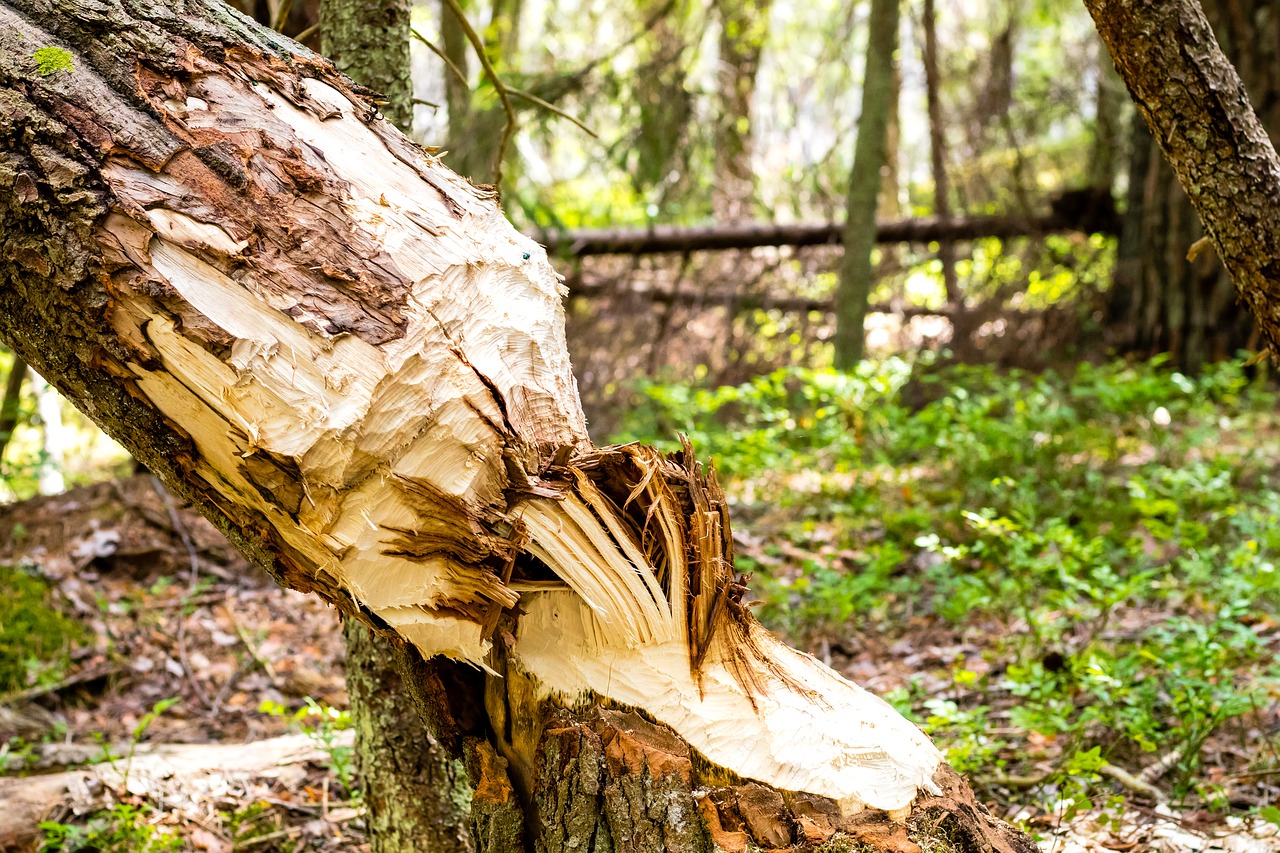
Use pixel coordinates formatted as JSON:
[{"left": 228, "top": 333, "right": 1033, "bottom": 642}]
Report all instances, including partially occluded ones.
[
  {"left": 0, "top": 731, "right": 353, "bottom": 849},
  {"left": 537, "top": 204, "right": 1118, "bottom": 257},
  {"left": 0, "top": 2, "right": 1034, "bottom": 850}
]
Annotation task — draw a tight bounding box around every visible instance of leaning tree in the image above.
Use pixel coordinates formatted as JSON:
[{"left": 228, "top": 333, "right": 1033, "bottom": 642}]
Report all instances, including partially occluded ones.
[
  {"left": 1085, "top": 0, "right": 1280, "bottom": 359},
  {"left": 0, "top": 2, "right": 1032, "bottom": 850},
  {"left": 1103, "top": 0, "right": 1280, "bottom": 368}
]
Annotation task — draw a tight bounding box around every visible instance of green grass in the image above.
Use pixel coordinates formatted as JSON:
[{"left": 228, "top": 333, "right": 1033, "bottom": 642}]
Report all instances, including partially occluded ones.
[
  {"left": 0, "top": 563, "right": 89, "bottom": 696},
  {"left": 613, "top": 355, "right": 1280, "bottom": 826}
]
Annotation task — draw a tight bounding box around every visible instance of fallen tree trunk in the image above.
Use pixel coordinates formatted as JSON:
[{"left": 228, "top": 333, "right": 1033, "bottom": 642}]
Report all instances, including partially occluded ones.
[
  {"left": 0, "top": 3, "right": 1033, "bottom": 850},
  {"left": 539, "top": 209, "right": 1113, "bottom": 257},
  {"left": 564, "top": 277, "right": 948, "bottom": 317}
]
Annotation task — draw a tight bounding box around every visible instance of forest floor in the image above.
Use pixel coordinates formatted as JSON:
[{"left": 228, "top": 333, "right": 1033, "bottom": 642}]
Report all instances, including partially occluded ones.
[{"left": 2, "top": 358, "right": 1280, "bottom": 851}]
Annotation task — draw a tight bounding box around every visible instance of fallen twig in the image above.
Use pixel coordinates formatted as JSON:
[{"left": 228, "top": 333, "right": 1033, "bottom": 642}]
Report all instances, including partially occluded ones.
[
  {"left": 1099, "top": 762, "right": 1165, "bottom": 801},
  {"left": 0, "top": 662, "right": 126, "bottom": 707},
  {"left": 976, "top": 760, "right": 1166, "bottom": 801}
]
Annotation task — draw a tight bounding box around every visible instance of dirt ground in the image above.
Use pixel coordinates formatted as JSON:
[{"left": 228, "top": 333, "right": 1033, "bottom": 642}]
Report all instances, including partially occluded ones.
[{"left": 1, "top": 475, "right": 1278, "bottom": 851}]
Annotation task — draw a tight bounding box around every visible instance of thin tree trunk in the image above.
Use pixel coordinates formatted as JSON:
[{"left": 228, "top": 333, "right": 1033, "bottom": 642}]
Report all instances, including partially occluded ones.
[
  {"left": 0, "top": 355, "right": 26, "bottom": 465},
  {"left": 1087, "top": 0, "right": 1280, "bottom": 360},
  {"left": 922, "top": 0, "right": 958, "bottom": 307},
  {"left": 30, "top": 371, "right": 64, "bottom": 495},
  {"left": 712, "top": 0, "right": 771, "bottom": 222},
  {"left": 0, "top": 4, "right": 1035, "bottom": 850},
  {"left": 1087, "top": 45, "right": 1126, "bottom": 193},
  {"left": 442, "top": 0, "right": 472, "bottom": 152},
  {"left": 834, "top": 0, "right": 901, "bottom": 369},
  {"left": 317, "top": 3, "right": 467, "bottom": 849},
  {"left": 881, "top": 62, "right": 901, "bottom": 219},
  {"left": 441, "top": 0, "right": 521, "bottom": 184}
]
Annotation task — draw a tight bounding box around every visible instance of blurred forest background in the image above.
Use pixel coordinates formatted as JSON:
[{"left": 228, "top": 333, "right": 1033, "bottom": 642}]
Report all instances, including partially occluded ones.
[{"left": 4, "top": 0, "right": 1280, "bottom": 850}]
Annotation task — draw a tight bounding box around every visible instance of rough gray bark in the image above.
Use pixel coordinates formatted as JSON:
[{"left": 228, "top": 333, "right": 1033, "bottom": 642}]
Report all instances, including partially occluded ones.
[
  {"left": 1102, "top": 0, "right": 1273, "bottom": 369},
  {"left": 0, "top": 3, "right": 1034, "bottom": 850},
  {"left": 343, "top": 617, "right": 477, "bottom": 852},
  {"left": 833, "top": 0, "right": 900, "bottom": 369},
  {"left": 1086, "top": 0, "right": 1280, "bottom": 359}
]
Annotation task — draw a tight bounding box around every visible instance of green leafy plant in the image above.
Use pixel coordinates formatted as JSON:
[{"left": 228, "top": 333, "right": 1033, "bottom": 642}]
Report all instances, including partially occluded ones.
[
  {"left": 615, "top": 356, "right": 1280, "bottom": 818},
  {"left": 259, "top": 697, "right": 358, "bottom": 799},
  {"left": 39, "top": 803, "right": 181, "bottom": 852}
]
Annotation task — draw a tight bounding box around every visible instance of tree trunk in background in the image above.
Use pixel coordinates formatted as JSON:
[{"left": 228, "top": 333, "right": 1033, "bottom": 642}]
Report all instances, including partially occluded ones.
[
  {"left": 834, "top": 0, "right": 900, "bottom": 369},
  {"left": 321, "top": 0, "right": 413, "bottom": 130},
  {"left": 922, "top": 0, "right": 958, "bottom": 307},
  {"left": 1087, "top": 44, "right": 1126, "bottom": 193},
  {"left": 1086, "top": 0, "right": 1280, "bottom": 359},
  {"left": 441, "top": 0, "right": 523, "bottom": 184},
  {"left": 30, "top": 371, "right": 64, "bottom": 495},
  {"left": 318, "top": 3, "right": 466, "bottom": 849},
  {"left": 1101, "top": 0, "right": 1277, "bottom": 368},
  {"left": 442, "top": 0, "right": 472, "bottom": 156},
  {"left": 712, "top": 0, "right": 771, "bottom": 222},
  {"left": 0, "top": 3, "right": 1037, "bottom": 850},
  {"left": 0, "top": 355, "right": 26, "bottom": 465}
]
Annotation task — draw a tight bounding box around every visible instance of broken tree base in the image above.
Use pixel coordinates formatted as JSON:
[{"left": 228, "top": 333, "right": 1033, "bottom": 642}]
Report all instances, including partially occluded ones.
[{"left": 465, "top": 706, "right": 1039, "bottom": 853}]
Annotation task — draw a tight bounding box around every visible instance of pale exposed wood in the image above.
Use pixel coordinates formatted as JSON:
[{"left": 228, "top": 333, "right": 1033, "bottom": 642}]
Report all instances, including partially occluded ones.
[{"left": 87, "top": 65, "right": 943, "bottom": 813}]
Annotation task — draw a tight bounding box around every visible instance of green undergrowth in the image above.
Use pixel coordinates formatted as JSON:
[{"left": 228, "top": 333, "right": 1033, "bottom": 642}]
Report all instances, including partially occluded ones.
[
  {"left": 0, "top": 563, "right": 88, "bottom": 696},
  {"left": 614, "top": 355, "right": 1280, "bottom": 826}
]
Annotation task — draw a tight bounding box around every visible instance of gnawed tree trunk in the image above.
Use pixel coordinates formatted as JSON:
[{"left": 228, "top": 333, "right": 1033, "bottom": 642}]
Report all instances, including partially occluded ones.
[
  {"left": 1089, "top": 0, "right": 1280, "bottom": 365},
  {"left": 0, "top": 3, "right": 1033, "bottom": 850}
]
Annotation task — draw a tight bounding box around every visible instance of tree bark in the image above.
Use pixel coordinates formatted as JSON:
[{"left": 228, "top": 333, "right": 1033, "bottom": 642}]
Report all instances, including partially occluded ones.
[
  {"left": 834, "top": 0, "right": 901, "bottom": 369},
  {"left": 320, "top": 0, "right": 412, "bottom": 131},
  {"left": 1087, "top": 0, "right": 1280, "bottom": 361},
  {"left": 343, "top": 617, "right": 478, "bottom": 852},
  {"left": 0, "top": 3, "right": 1033, "bottom": 850},
  {"left": 0, "top": 355, "right": 26, "bottom": 464}
]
